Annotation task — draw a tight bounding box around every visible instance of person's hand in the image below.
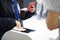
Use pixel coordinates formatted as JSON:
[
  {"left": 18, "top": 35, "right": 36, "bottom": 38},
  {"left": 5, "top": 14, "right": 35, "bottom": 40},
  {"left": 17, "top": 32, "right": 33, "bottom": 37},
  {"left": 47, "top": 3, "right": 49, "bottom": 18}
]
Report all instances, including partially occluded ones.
[
  {"left": 15, "top": 20, "right": 21, "bottom": 29},
  {"left": 15, "top": 20, "right": 26, "bottom": 31}
]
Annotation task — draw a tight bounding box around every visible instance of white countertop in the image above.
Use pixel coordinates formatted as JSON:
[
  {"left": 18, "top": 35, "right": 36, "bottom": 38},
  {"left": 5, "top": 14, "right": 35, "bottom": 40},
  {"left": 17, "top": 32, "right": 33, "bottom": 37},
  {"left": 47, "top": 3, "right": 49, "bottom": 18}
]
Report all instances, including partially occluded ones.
[{"left": 11, "top": 15, "right": 59, "bottom": 40}]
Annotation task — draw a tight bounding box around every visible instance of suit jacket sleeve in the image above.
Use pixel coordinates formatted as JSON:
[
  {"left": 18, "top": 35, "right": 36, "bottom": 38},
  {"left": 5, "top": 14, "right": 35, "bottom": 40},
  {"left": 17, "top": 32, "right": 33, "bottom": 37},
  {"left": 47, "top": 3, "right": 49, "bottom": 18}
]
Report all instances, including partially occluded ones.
[
  {"left": 21, "top": 11, "right": 35, "bottom": 20},
  {"left": 0, "top": 17, "right": 16, "bottom": 28}
]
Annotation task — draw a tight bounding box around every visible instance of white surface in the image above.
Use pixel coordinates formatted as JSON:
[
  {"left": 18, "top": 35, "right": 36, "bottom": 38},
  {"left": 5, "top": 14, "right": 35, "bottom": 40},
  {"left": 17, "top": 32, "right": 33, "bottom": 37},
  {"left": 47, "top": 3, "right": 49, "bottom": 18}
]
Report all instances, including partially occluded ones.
[
  {"left": 11, "top": 15, "right": 59, "bottom": 40},
  {"left": 21, "top": 8, "right": 27, "bottom": 11},
  {"left": 13, "top": 27, "right": 26, "bottom": 31}
]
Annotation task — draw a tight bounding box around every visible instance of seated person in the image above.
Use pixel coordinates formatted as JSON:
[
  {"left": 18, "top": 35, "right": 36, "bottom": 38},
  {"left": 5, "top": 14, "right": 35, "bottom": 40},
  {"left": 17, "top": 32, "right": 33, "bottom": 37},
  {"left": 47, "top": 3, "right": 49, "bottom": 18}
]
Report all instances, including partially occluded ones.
[{"left": 21, "top": 2, "right": 36, "bottom": 20}]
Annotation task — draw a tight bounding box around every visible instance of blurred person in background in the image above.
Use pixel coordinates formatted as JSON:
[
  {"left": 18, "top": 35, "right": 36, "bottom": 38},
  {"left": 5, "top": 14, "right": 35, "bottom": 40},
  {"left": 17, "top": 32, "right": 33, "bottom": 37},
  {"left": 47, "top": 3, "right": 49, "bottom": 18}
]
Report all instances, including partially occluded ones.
[
  {"left": 36, "top": 0, "right": 47, "bottom": 19},
  {"left": 44, "top": 0, "right": 60, "bottom": 30},
  {"left": 44, "top": 0, "right": 60, "bottom": 40}
]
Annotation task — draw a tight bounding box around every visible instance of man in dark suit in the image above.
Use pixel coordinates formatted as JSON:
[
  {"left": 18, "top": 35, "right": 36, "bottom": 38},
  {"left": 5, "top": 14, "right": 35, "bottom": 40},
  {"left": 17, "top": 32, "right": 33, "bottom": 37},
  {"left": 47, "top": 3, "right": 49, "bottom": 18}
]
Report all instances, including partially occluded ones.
[
  {"left": 0, "top": 1, "right": 22, "bottom": 38},
  {"left": 0, "top": 0, "right": 35, "bottom": 40}
]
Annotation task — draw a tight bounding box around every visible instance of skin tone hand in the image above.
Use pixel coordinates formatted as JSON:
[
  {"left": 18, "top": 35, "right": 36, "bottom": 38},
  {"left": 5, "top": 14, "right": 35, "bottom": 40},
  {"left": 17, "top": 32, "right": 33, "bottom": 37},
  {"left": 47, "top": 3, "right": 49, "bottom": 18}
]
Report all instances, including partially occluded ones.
[
  {"left": 15, "top": 20, "right": 21, "bottom": 29},
  {"left": 15, "top": 20, "right": 26, "bottom": 31}
]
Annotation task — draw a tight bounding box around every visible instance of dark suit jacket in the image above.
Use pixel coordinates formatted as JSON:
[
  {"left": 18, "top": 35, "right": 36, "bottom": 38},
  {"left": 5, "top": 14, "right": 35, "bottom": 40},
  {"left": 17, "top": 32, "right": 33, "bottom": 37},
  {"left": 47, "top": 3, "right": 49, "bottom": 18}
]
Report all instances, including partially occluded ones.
[
  {"left": 0, "top": 0, "right": 35, "bottom": 27},
  {"left": 0, "top": 0, "right": 15, "bottom": 18},
  {"left": 0, "top": 0, "right": 16, "bottom": 39},
  {"left": 0, "top": 0, "right": 35, "bottom": 20},
  {"left": 0, "top": 0, "right": 35, "bottom": 39}
]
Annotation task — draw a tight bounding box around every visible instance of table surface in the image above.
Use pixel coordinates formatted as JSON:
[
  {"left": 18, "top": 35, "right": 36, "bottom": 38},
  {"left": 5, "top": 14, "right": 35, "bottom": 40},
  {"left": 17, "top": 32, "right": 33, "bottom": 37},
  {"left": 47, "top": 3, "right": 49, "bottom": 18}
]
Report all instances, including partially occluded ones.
[{"left": 11, "top": 15, "right": 59, "bottom": 40}]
